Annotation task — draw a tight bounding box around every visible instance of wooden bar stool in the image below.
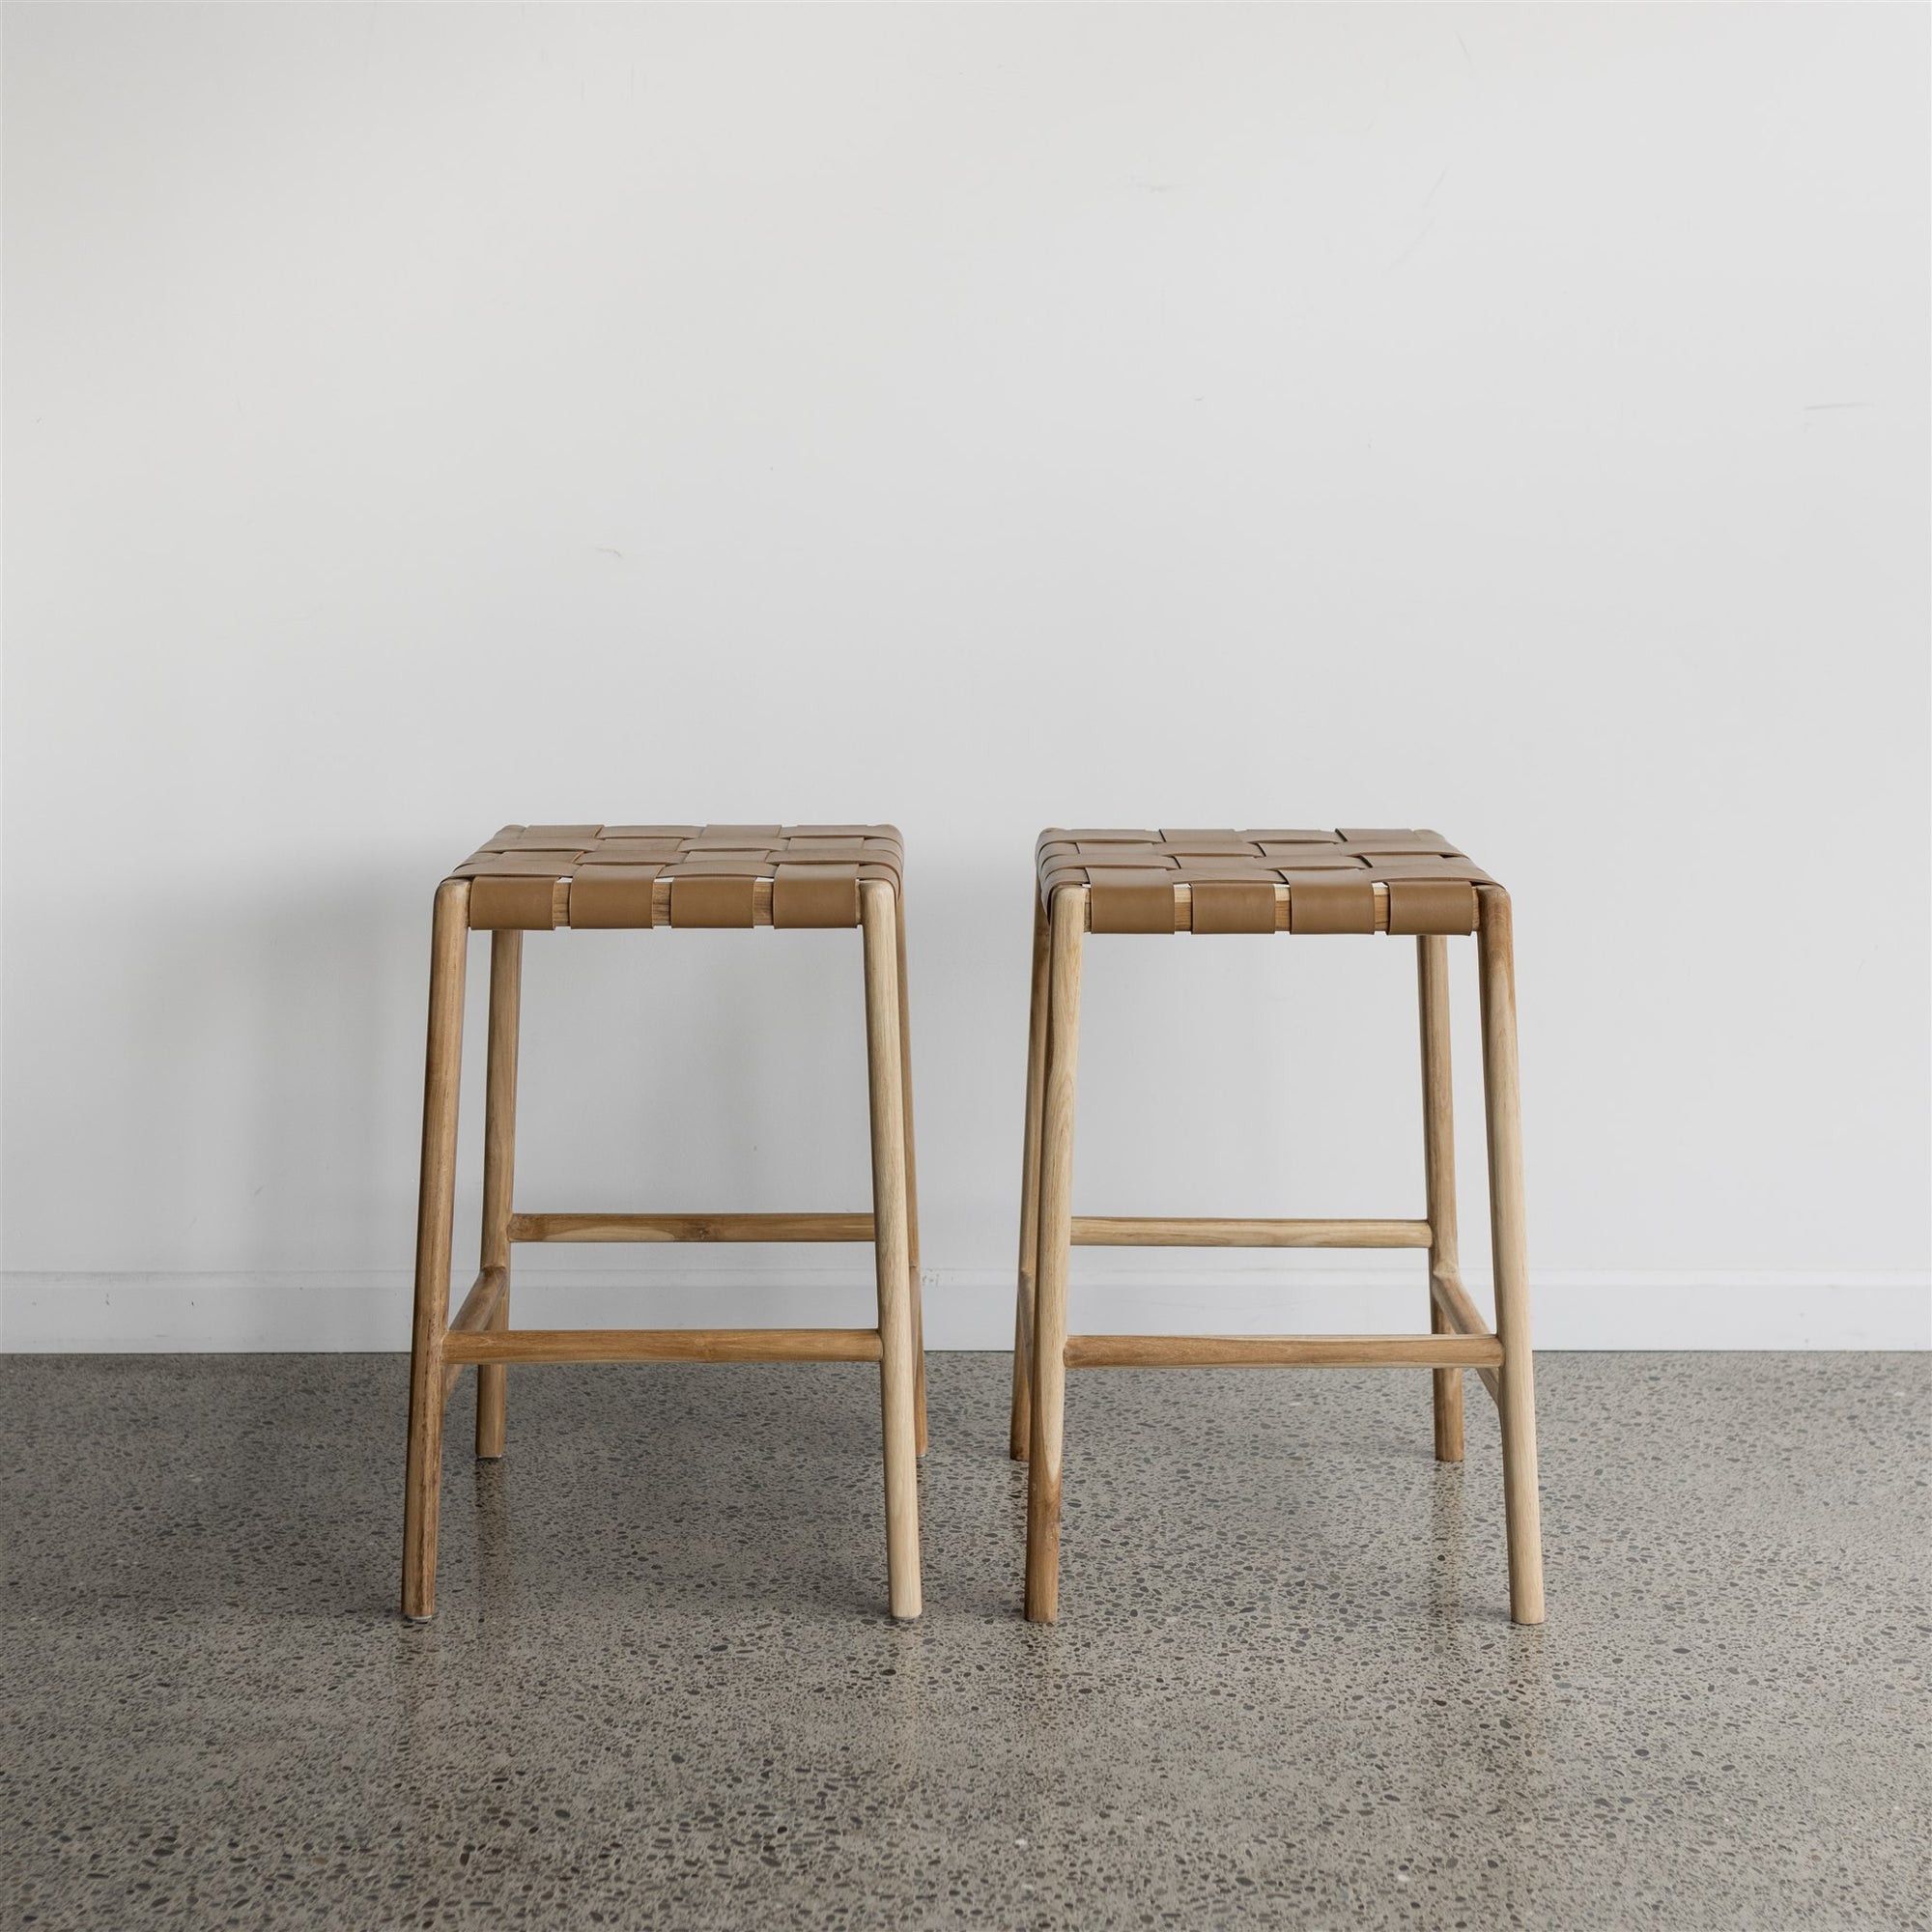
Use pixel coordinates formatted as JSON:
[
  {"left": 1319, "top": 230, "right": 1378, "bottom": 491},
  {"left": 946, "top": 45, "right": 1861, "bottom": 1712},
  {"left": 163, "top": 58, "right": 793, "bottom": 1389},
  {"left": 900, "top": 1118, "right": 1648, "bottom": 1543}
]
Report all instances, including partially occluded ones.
[
  {"left": 1009, "top": 828, "right": 1545, "bottom": 1626},
  {"left": 402, "top": 823, "right": 924, "bottom": 1623}
]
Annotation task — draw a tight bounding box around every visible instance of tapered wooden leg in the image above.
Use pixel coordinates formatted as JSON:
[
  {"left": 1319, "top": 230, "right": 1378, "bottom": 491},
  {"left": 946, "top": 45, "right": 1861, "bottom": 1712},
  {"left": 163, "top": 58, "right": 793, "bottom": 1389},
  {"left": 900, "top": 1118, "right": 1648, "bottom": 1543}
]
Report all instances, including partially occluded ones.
[
  {"left": 1025, "top": 886, "right": 1085, "bottom": 1622},
  {"left": 1418, "top": 935, "right": 1464, "bottom": 1463},
  {"left": 476, "top": 929, "right": 522, "bottom": 1460},
  {"left": 1477, "top": 888, "right": 1546, "bottom": 1625},
  {"left": 894, "top": 891, "right": 927, "bottom": 1456},
  {"left": 1009, "top": 887, "right": 1051, "bottom": 1460},
  {"left": 402, "top": 878, "right": 469, "bottom": 1622},
  {"left": 862, "top": 881, "right": 923, "bottom": 1621}
]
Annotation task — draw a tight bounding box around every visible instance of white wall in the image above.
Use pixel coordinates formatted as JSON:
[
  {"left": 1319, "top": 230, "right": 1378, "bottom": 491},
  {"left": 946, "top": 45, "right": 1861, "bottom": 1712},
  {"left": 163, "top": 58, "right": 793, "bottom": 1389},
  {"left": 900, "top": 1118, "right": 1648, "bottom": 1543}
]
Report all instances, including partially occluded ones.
[{"left": 5, "top": 3, "right": 1926, "bottom": 1350}]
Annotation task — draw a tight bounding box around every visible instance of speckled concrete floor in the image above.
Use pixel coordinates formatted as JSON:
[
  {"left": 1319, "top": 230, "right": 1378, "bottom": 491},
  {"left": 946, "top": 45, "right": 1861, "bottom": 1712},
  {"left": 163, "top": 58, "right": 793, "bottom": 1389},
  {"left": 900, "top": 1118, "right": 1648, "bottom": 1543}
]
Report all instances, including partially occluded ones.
[{"left": 2, "top": 1352, "right": 1925, "bottom": 1930}]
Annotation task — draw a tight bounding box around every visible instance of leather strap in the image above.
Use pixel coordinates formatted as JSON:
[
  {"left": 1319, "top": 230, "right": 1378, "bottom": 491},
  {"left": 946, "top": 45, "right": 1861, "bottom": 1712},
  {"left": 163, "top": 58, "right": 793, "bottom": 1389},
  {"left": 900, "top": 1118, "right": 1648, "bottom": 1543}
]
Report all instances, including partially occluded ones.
[
  {"left": 1038, "top": 828, "right": 1493, "bottom": 938},
  {"left": 450, "top": 826, "right": 904, "bottom": 930}
]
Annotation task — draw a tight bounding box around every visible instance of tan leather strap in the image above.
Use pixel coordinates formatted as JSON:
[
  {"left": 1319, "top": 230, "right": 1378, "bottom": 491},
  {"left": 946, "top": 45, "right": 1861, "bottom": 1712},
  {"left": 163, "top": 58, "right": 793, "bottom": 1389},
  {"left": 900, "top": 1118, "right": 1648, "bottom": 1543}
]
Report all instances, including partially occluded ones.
[
  {"left": 1038, "top": 828, "right": 1487, "bottom": 936},
  {"left": 451, "top": 826, "right": 904, "bottom": 930}
]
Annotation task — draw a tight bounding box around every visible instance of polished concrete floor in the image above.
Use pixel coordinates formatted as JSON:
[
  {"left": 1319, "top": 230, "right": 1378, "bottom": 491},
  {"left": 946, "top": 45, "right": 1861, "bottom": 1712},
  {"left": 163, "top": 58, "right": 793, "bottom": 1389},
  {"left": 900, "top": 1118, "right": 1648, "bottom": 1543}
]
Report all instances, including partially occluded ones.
[{"left": 2, "top": 1351, "right": 1925, "bottom": 1929}]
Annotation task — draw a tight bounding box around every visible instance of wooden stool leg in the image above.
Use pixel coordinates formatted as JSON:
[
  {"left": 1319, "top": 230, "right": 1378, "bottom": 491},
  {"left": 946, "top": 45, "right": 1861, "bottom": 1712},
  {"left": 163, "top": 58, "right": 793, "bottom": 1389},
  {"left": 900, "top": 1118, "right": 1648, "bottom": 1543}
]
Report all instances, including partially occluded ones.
[
  {"left": 862, "top": 880, "right": 923, "bottom": 1620},
  {"left": 402, "top": 879, "right": 469, "bottom": 1622},
  {"left": 1025, "top": 886, "right": 1085, "bottom": 1622},
  {"left": 1417, "top": 934, "right": 1464, "bottom": 1463},
  {"left": 475, "top": 929, "right": 522, "bottom": 1460},
  {"left": 1009, "top": 888, "right": 1051, "bottom": 1460},
  {"left": 1477, "top": 887, "right": 1546, "bottom": 1625},
  {"left": 894, "top": 891, "right": 927, "bottom": 1456}
]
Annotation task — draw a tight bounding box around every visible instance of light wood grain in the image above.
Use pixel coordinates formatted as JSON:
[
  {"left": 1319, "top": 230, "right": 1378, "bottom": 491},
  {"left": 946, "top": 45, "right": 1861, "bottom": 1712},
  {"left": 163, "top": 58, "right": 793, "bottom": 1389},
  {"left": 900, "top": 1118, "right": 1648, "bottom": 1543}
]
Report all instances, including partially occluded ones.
[
  {"left": 1064, "top": 1332, "right": 1504, "bottom": 1369},
  {"left": 1070, "top": 1216, "right": 1431, "bottom": 1249},
  {"left": 1418, "top": 934, "right": 1465, "bottom": 1462},
  {"left": 450, "top": 1266, "right": 508, "bottom": 1332},
  {"left": 443, "top": 1327, "right": 883, "bottom": 1365},
  {"left": 861, "top": 879, "right": 923, "bottom": 1620},
  {"left": 508, "top": 1211, "right": 873, "bottom": 1243},
  {"left": 1009, "top": 888, "right": 1050, "bottom": 1461},
  {"left": 1026, "top": 885, "right": 1086, "bottom": 1623},
  {"left": 895, "top": 889, "right": 927, "bottom": 1456},
  {"left": 401, "top": 877, "right": 469, "bottom": 1622},
  {"left": 1478, "top": 886, "right": 1546, "bottom": 1625},
  {"left": 476, "top": 929, "right": 522, "bottom": 1459},
  {"left": 440, "top": 1266, "right": 509, "bottom": 1401},
  {"left": 1428, "top": 1265, "right": 1502, "bottom": 1406}
]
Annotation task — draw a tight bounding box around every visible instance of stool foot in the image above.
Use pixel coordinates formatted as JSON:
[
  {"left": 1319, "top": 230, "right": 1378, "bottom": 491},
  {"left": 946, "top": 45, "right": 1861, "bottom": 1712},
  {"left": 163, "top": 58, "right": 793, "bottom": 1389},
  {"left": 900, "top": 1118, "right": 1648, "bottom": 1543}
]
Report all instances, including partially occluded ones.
[
  {"left": 1430, "top": 1305, "right": 1465, "bottom": 1464},
  {"left": 475, "top": 929, "right": 521, "bottom": 1463},
  {"left": 1478, "top": 889, "right": 1546, "bottom": 1626},
  {"left": 864, "top": 881, "right": 923, "bottom": 1621},
  {"left": 1010, "top": 888, "right": 1050, "bottom": 1462},
  {"left": 401, "top": 879, "right": 469, "bottom": 1624},
  {"left": 1009, "top": 1273, "right": 1034, "bottom": 1463},
  {"left": 1417, "top": 934, "right": 1466, "bottom": 1464},
  {"left": 1023, "top": 885, "right": 1084, "bottom": 1621},
  {"left": 911, "top": 1268, "right": 929, "bottom": 1460},
  {"left": 893, "top": 891, "right": 929, "bottom": 1460},
  {"left": 475, "top": 1365, "right": 507, "bottom": 1462}
]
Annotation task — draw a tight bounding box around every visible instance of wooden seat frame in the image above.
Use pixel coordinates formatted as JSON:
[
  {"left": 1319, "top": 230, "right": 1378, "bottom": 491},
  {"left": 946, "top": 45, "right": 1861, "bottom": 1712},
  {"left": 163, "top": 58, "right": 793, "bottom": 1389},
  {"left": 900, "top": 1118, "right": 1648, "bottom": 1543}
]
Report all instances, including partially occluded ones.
[
  {"left": 402, "top": 875, "right": 925, "bottom": 1623},
  {"left": 1009, "top": 881, "right": 1545, "bottom": 1625}
]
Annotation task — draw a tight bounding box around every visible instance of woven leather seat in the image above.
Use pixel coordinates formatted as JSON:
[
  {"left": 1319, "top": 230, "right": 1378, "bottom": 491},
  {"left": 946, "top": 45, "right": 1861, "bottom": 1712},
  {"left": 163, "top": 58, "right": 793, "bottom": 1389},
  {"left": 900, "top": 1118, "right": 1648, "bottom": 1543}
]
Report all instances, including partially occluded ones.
[
  {"left": 453, "top": 824, "right": 904, "bottom": 931},
  {"left": 1037, "top": 827, "right": 1490, "bottom": 935}
]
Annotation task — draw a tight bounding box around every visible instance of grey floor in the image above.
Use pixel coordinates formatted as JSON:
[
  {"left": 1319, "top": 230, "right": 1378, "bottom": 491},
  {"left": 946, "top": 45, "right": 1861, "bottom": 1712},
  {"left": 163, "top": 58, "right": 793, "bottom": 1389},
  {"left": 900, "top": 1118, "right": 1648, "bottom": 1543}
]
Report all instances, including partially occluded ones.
[{"left": 2, "top": 1353, "right": 1925, "bottom": 1930}]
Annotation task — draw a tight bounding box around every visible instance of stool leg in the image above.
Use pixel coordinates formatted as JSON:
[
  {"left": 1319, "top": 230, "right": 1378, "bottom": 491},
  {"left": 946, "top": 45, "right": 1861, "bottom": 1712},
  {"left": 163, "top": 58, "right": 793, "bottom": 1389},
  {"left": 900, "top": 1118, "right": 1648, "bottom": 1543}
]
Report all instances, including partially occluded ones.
[
  {"left": 862, "top": 880, "right": 923, "bottom": 1620},
  {"left": 1477, "top": 887, "right": 1546, "bottom": 1625},
  {"left": 1009, "top": 888, "right": 1050, "bottom": 1460},
  {"left": 402, "top": 879, "right": 469, "bottom": 1622},
  {"left": 1025, "top": 885, "right": 1085, "bottom": 1623},
  {"left": 1417, "top": 935, "right": 1464, "bottom": 1463},
  {"left": 894, "top": 890, "right": 927, "bottom": 1456},
  {"left": 476, "top": 929, "right": 522, "bottom": 1460}
]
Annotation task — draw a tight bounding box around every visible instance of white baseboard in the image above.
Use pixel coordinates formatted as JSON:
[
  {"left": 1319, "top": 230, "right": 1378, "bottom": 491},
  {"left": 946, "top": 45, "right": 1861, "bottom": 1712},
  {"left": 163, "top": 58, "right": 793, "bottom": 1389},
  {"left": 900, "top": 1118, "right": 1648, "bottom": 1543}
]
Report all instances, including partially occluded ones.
[{"left": 3, "top": 1267, "right": 1925, "bottom": 1351}]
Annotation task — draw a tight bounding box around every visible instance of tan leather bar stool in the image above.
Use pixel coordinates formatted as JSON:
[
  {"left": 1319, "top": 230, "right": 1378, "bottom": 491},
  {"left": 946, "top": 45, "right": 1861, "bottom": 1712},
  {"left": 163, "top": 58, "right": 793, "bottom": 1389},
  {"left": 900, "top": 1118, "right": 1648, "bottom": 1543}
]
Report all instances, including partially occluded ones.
[
  {"left": 402, "top": 824, "right": 924, "bottom": 1623},
  {"left": 1009, "top": 828, "right": 1544, "bottom": 1626}
]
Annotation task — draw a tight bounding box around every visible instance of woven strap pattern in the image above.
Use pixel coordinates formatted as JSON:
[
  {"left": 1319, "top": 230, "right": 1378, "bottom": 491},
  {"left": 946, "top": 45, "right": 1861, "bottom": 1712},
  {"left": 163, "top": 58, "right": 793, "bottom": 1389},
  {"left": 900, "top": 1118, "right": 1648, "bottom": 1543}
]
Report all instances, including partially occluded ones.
[
  {"left": 1037, "top": 828, "right": 1492, "bottom": 935},
  {"left": 451, "top": 825, "right": 903, "bottom": 930}
]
